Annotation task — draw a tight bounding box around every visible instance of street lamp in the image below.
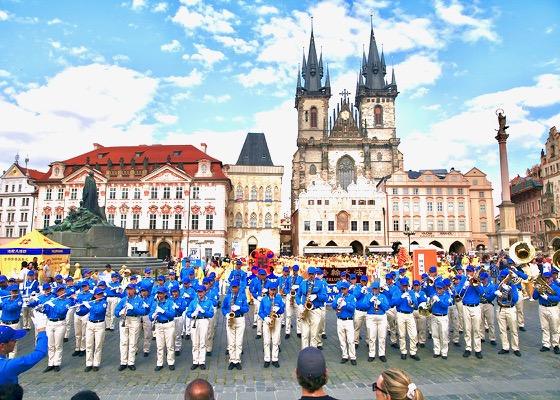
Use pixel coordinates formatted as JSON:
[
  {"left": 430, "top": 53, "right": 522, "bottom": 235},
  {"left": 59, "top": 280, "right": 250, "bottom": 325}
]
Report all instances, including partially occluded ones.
[{"left": 403, "top": 225, "right": 415, "bottom": 254}]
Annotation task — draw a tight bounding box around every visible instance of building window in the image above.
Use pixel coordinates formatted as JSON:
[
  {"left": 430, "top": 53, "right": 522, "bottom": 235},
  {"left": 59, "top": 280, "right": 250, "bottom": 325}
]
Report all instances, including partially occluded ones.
[
  {"left": 5, "top": 227, "right": 13, "bottom": 237},
  {"left": 192, "top": 187, "right": 200, "bottom": 199},
  {"left": 134, "top": 188, "right": 141, "bottom": 199},
  {"left": 43, "top": 216, "right": 51, "bottom": 228},
  {"left": 436, "top": 188, "right": 442, "bottom": 195},
  {"left": 132, "top": 214, "right": 140, "bottom": 229},
  {"left": 235, "top": 213, "right": 242, "bottom": 228},
  {"left": 473, "top": 179, "right": 478, "bottom": 185},
  {"left": 107, "top": 214, "right": 115, "bottom": 225},
  {"left": 352, "top": 200, "right": 357, "bottom": 205},
  {"left": 403, "top": 188, "right": 409, "bottom": 195},
  {"left": 150, "top": 187, "right": 157, "bottom": 199},
  {"left": 392, "top": 202, "right": 399, "bottom": 212},
  {"left": 20, "top": 212, "right": 28, "bottom": 222},
  {"left": 325, "top": 200, "right": 329, "bottom": 205},
  {"left": 427, "top": 220, "right": 434, "bottom": 231},
  {"left": 250, "top": 186, "right": 257, "bottom": 201},
  {"left": 479, "top": 191, "right": 484, "bottom": 198},
  {"left": 458, "top": 201, "right": 465, "bottom": 212},
  {"left": 45, "top": 188, "right": 52, "bottom": 200},
  {"left": 265, "top": 186, "right": 272, "bottom": 201},
  {"left": 351, "top": 221, "right": 358, "bottom": 231},
  {"left": 403, "top": 201, "right": 409, "bottom": 212},
  {"left": 309, "top": 164, "right": 317, "bottom": 175},
  {"left": 392, "top": 188, "right": 398, "bottom": 195},
  {"left": 459, "top": 220, "right": 466, "bottom": 231},
  {"left": 120, "top": 214, "right": 127, "bottom": 228},
  {"left": 446, "top": 188, "right": 453, "bottom": 195},
  {"left": 191, "top": 215, "right": 198, "bottom": 230},
  {"left": 458, "top": 188, "right": 464, "bottom": 195},
  {"left": 108, "top": 187, "right": 116, "bottom": 199},
  {"left": 448, "top": 202, "right": 454, "bottom": 213},
  {"left": 8, "top": 198, "right": 15, "bottom": 207},
  {"left": 310, "top": 107, "right": 318, "bottom": 128},
  {"left": 437, "top": 202, "right": 443, "bottom": 212},
  {"left": 328, "top": 221, "right": 334, "bottom": 231},
  {"left": 149, "top": 214, "right": 156, "bottom": 229},
  {"left": 19, "top": 227, "right": 26, "bottom": 237},
  {"left": 363, "top": 221, "right": 370, "bottom": 231},
  {"left": 316, "top": 221, "right": 322, "bottom": 231},
  {"left": 250, "top": 213, "right": 257, "bottom": 228},
  {"left": 304, "top": 221, "right": 311, "bottom": 231},
  {"left": 374, "top": 106, "right": 383, "bottom": 125},
  {"left": 70, "top": 188, "right": 78, "bottom": 200},
  {"left": 317, "top": 200, "right": 322, "bottom": 205},
  {"left": 368, "top": 200, "right": 375, "bottom": 205},
  {"left": 265, "top": 213, "right": 272, "bottom": 228},
  {"left": 437, "top": 220, "right": 444, "bottom": 231},
  {"left": 57, "top": 188, "right": 63, "bottom": 200},
  {"left": 235, "top": 186, "right": 243, "bottom": 200},
  {"left": 426, "top": 188, "right": 432, "bottom": 194},
  {"left": 481, "top": 221, "right": 487, "bottom": 232},
  {"left": 163, "top": 187, "right": 171, "bottom": 199},
  {"left": 413, "top": 188, "right": 419, "bottom": 195},
  {"left": 161, "top": 214, "right": 169, "bottom": 229},
  {"left": 176, "top": 187, "right": 183, "bottom": 199},
  {"left": 22, "top": 198, "right": 29, "bottom": 207},
  {"left": 413, "top": 220, "right": 421, "bottom": 231},
  {"left": 479, "top": 203, "right": 486, "bottom": 214},
  {"left": 121, "top": 187, "right": 129, "bottom": 199},
  {"left": 337, "top": 156, "right": 355, "bottom": 191},
  {"left": 413, "top": 201, "right": 419, "bottom": 212},
  {"left": 393, "top": 220, "right": 399, "bottom": 231},
  {"left": 308, "top": 200, "right": 315, "bottom": 205},
  {"left": 427, "top": 202, "right": 433, "bottom": 212},
  {"left": 449, "top": 220, "right": 455, "bottom": 231},
  {"left": 377, "top": 152, "right": 382, "bottom": 161}
]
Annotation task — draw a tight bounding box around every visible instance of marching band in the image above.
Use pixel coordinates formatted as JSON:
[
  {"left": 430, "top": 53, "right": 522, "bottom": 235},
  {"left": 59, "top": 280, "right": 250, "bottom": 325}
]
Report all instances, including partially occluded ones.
[{"left": 0, "top": 241, "right": 559, "bottom": 374}]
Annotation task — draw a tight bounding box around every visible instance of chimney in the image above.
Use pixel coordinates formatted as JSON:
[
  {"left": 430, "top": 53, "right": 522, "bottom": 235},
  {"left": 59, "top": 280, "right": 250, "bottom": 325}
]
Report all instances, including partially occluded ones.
[
  {"left": 93, "top": 143, "right": 103, "bottom": 150},
  {"left": 201, "top": 143, "right": 207, "bottom": 153}
]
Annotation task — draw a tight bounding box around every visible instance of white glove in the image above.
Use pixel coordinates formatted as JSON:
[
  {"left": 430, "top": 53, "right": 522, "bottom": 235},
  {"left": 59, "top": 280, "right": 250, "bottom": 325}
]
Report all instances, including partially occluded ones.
[
  {"left": 191, "top": 310, "right": 199, "bottom": 318},
  {"left": 31, "top": 312, "right": 48, "bottom": 330},
  {"left": 432, "top": 295, "right": 440, "bottom": 302},
  {"left": 156, "top": 306, "right": 165, "bottom": 314},
  {"left": 362, "top": 287, "right": 368, "bottom": 294},
  {"left": 119, "top": 308, "right": 126, "bottom": 316},
  {"left": 262, "top": 288, "right": 268, "bottom": 294},
  {"left": 339, "top": 300, "right": 346, "bottom": 308},
  {"left": 256, "top": 296, "right": 263, "bottom": 302},
  {"left": 264, "top": 316, "right": 271, "bottom": 325},
  {"left": 126, "top": 303, "right": 134, "bottom": 310},
  {"left": 502, "top": 284, "right": 510, "bottom": 291},
  {"left": 418, "top": 302, "right": 427, "bottom": 309},
  {"left": 292, "top": 285, "right": 299, "bottom": 290},
  {"left": 401, "top": 293, "right": 408, "bottom": 299},
  {"left": 172, "top": 304, "right": 179, "bottom": 309},
  {"left": 83, "top": 301, "right": 91, "bottom": 309},
  {"left": 142, "top": 302, "right": 149, "bottom": 308},
  {"left": 273, "top": 306, "right": 280, "bottom": 312},
  {"left": 542, "top": 293, "right": 548, "bottom": 300},
  {"left": 464, "top": 280, "right": 470, "bottom": 287},
  {"left": 151, "top": 312, "right": 158, "bottom": 319},
  {"left": 415, "top": 292, "right": 420, "bottom": 298},
  {"left": 309, "top": 294, "right": 317, "bottom": 301},
  {"left": 182, "top": 293, "right": 188, "bottom": 298},
  {"left": 375, "top": 299, "right": 381, "bottom": 306},
  {"left": 494, "top": 290, "right": 503, "bottom": 297},
  {"left": 195, "top": 305, "right": 204, "bottom": 313},
  {"left": 381, "top": 284, "right": 389, "bottom": 291},
  {"left": 45, "top": 300, "right": 55, "bottom": 308},
  {"left": 231, "top": 304, "right": 240, "bottom": 311}
]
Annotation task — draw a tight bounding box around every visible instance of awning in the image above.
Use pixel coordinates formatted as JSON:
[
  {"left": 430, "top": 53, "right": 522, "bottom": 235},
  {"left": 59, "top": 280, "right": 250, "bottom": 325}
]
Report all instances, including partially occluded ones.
[
  {"left": 367, "top": 246, "right": 393, "bottom": 253},
  {"left": 303, "top": 246, "right": 353, "bottom": 254}
]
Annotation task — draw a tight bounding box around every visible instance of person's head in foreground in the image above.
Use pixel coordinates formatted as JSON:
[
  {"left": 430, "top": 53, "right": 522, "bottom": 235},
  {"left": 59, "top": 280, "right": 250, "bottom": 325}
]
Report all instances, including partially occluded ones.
[
  {"left": 296, "top": 346, "right": 329, "bottom": 395},
  {"left": 0, "top": 383, "right": 23, "bottom": 400},
  {"left": 373, "top": 368, "right": 423, "bottom": 400},
  {"left": 70, "top": 390, "right": 100, "bottom": 400},
  {"left": 184, "top": 378, "right": 215, "bottom": 400}
]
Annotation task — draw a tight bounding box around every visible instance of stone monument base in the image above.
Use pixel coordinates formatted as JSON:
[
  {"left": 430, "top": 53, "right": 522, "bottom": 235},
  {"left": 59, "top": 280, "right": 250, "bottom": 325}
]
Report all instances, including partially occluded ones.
[{"left": 46, "top": 225, "right": 128, "bottom": 257}]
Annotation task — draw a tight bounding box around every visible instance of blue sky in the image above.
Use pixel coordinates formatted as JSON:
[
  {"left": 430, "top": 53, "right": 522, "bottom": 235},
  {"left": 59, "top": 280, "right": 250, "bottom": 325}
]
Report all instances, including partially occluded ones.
[{"left": 1, "top": 0, "right": 559, "bottom": 215}]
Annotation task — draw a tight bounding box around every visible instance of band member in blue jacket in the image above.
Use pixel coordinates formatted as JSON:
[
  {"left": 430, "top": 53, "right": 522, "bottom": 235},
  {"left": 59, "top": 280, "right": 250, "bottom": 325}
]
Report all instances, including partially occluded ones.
[
  {"left": 249, "top": 269, "right": 268, "bottom": 338},
  {"left": 170, "top": 285, "right": 187, "bottom": 357},
  {"left": 365, "top": 281, "right": 390, "bottom": 362},
  {"left": 392, "top": 278, "right": 419, "bottom": 361},
  {"left": 42, "top": 285, "right": 74, "bottom": 372},
  {"left": 296, "top": 267, "right": 327, "bottom": 349},
  {"left": 412, "top": 280, "right": 428, "bottom": 348},
  {"left": 21, "top": 271, "right": 39, "bottom": 330},
  {"left": 495, "top": 269, "right": 521, "bottom": 357},
  {"left": 222, "top": 280, "right": 249, "bottom": 370},
  {"left": 352, "top": 275, "right": 370, "bottom": 348},
  {"left": 84, "top": 287, "right": 108, "bottom": 372},
  {"left": 458, "top": 265, "right": 484, "bottom": 359},
  {"left": 285, "top": 265, "right": 303, "bottom": 339},
  {"left": 115, "top": 283, "right": 145, "bottom": 371},
  {"left": 331, "top": 281, "right": 356, "bottom": 364},
  {"left": 532, "top": 271, "right": 560, "bottom": 353},
  {"left": 258, "top": 281, "right": 285, "bottom": 368},
  {"left": 479, "top": 272, "right": 498, "bottom": 346},
  {"left": 186, "top": 285, "right": 215, "bottom": 370},
  {"left": 430, "top": 281, "right": 453, "bottom": 359},
  {"left": 149, "top": 287, "right": 176, "bottom": 371}
]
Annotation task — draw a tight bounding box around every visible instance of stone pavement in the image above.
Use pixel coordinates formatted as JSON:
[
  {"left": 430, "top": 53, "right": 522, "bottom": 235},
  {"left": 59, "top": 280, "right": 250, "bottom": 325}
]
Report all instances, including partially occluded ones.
[{"left": 18, "top": 300, "right": 560, "bottom": 399}]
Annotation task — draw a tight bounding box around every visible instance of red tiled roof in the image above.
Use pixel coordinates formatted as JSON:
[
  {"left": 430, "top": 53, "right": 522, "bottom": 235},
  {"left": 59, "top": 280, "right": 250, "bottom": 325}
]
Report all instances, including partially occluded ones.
[{"left": 26, "top": 168, "right": 45, "bottom": 180}]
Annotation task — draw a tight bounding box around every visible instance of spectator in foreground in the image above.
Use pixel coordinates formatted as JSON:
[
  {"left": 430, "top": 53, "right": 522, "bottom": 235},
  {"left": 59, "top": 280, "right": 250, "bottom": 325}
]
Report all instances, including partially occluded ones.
[
  {"left": 296, "top": 346, "right": 337, "bottom": 400},
  {"left": 373, "top": 368, "right": 424, "bottom": 400},
  {"left": 184, "top": 378, "right": 215, "bottom": 400},
  {"left": 0, "top": 383, "right": 24, "bottom": 400},
  {"left": 71, "top": 390, "right": 100, "bottom": 400}
]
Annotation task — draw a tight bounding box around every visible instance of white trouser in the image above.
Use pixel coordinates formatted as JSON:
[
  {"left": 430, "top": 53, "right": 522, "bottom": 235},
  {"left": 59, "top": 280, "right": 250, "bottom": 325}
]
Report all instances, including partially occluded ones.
[
  {"left": 174, "top": 315, "right": 184, "bottom": 351},
  {"left": 253, "top": 299, "right": 262, "bottom": 335},
  {"left": 449, "top": 305, "right": 460, "bottom": 343},
  {"left": 386, "top": 307, "right": 398, "bottom": 344},
  {"left": 497, "top": 305, "right": 519, "bottom": 351},
  {"left": 413, "top": 310, "right": 427, "bottom": 344},
  {"left": 479, "top": 303, "right": 496, "bottom": 341},
  {"left": 285, "top": 295, "right": 300, "bottom": 335},
  {"left": 85, "top": 320, "right": 106, "bottom": 367},
  {"left": 47, "top": 319, "right": 66, "bottom": 366},
  {"left": 205, "top": 307, "right": 217, "bottom": 352},
  {"left": 183, "top": 313, "right": 191, "bottom": 336},
  {"left": 366, "top": 314, "right": 387, "bottom": 357},
  {"left": 337, "top": 318, "right": 356, "bottom": 360},
  {"left": 119, "top": 316, "right": 141, "bottom": 366},
  {"left": 515, "top": 293, "right": 525, "bottom": 327},
  {"left": 74, "top": 314, "right": 88, "bottom": 351},
  {"left": 462, "top": 304, "right": 481, "bottom": 352},
  {"left": 141, "top": 315, "right": 152, "bottom": 353},
  {"left": 456, "top": 300, "right": 465, "bottom": 330},
  {"left": 397, "top": 312, "right": 418, "bottom": 355},
  {"left": 431, "top": 314, "right": 449, "bottom": 356},
  {"left": 106, "top": 297, "right": 119, "bottom": 329},
  {"left": 154, "top": 320, "right": 175, "bottom": 366},
  {"left": 301, "top": 308, "right": 322, "bottom": 349},
  {"left": 539, "top": 304, "right": 560, "bottom": 348},
  {"left": 64, "top": 307, "right": 75, "bottom": 339},
  {"left": 320, "top": 306, "right": 327, "bottom": 334},
  {"left": 226, "top": 316, "right": 245, "bottom": 364},
  {"left": 263, "top": 317, "right": 282, "bottom": 362},
  {"left": 353, "top": 310, "right": 367, "bottom": 345},
  {"left": 22, "top": 306, "right": 32, "bottom": 330},
  {"left": 192, "top": 318, "right": 209, "bottom": 365}
]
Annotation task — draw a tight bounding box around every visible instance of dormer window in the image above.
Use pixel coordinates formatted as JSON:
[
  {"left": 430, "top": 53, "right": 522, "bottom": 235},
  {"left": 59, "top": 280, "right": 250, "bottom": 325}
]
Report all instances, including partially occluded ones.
[
  {"left": 135, "top": 152, "right": 143, "bottom": 158},
  {"left": 173, "top": 151, "right": 181, "bottom": 157},
  {"left": 98, "top": 153, "right": 107, "bottom": 159}
]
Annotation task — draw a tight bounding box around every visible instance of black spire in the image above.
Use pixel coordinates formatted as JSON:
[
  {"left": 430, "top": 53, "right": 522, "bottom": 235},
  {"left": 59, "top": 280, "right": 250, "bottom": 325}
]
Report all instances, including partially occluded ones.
[{"left": 302, "top": 19, "right": 323, "bottom": 92}]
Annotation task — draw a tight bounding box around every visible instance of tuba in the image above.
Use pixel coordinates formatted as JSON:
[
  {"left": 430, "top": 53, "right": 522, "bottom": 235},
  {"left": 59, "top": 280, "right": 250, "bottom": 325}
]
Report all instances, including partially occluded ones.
[
  {"left": 496, "top": 271, "right": 514, "bottom": 306},
  {"left": 552, "top": 249, "right": 560, "bottom": 272},
  {"left": 509, "top": 241, "right": 536, "bottom": 265},
  {"left": 533, "top": 274, "right": 555, "bottom": 296}
]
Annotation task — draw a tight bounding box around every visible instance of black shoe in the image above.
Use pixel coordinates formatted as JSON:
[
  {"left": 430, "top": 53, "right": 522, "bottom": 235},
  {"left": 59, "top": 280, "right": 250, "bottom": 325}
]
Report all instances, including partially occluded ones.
[
  {"left": 272, "top": 361, "right": 280, "bottom": 368},
  {"left": 340, "top": 358, "right": 348, "bottom": 364},
  {"left": 143, "top": 352, "right": 149, "bottom": 357},
  {"left": 228, "top": 362, "right": 235, "bottom": 370},
  {"left": 401, "top": 354, "right": 406, "bottom": 360},
  {"left": 380, "top": 356, "right": 387, "bottom": 362},
  {"left": 152, "top": 337, "right": 156, "bottom": 340},
  {"left": 428, "top": 333, "right": 432, "bottom": 339},
  {"left": 186, "top": 335, "right": 190, "bottom": 340},
  {"left": 53, "top": 366, "right": 60, "bottom": 372},
  {"left": 554, "top": 346, "right": 560, "bottom": 354},
  {"left": 391, "top": 343, "right": 399, "bottom": 349},
  {"left": 118, "top": 365, "right": 127, "bottom": 371},
  {"left": 490, "top": 340, "right": 497, "bottom": 346},
  {"left": 433, "top": 354, "right": 440, "bottom": 358},
  {"left": 79, "top": 351, "right": 86, "bottom": 357},
  {"left": 321, "top": 334, "right": 327, "bottom": 339},
  {"left": 279, "top": 347, "right": 282, "bottom": 352},
  {"left": 255, "top": 335, "right": 261, "bottom": 339},
  {"left": 481, "top": 339, "right": 485, "bottom": 343},
  {"left": 63, "top": 338, "right": 69, "bottom": 342},
  {"left": 264, "top": 361, "right": 270, "bottom": 368},
  {"left": 285, "top": 334, "right": 290, "bottom": 339},
  {"left": 350, "top": 359, "right": 357, "bottom": 365},
  {"left": 92, "top": 366, "right": 99, "bottom": 372},
  {"left": 485, "top": 328, "right": 489, "bottom": 333},
  {"left": 454, "top": 342, "right": 461, "bottom": 347},
  {"left": 128, "top": 365, "right": 136, "bottom": 371},
  {"left": 175, "top": 351, "right": 181, "bottom": 356},
  {"left": 235, "top": 363, "right": 242, "bottom": 370},
  {"left": 169, "top": 365, "right": 175, "bottom": 371},
  {"left": 498, "top": 349, "right": 509, "bottom": 354},
  {"left": 191, "top": 364, "right": 198, "bottom": 370},
  {"left": 442, "top": 355, "right": 447, "bottom": 359},
  {"left": 514, "top": 350, "right": 521, "bottom": 357},
  {"left": 410, "top": 354, "right": 420, "bottom": 361},
  {"left": 317, "top": 346, "right": 323, "bottom": 350},
  {"left": 85, "top": 366, "right": 92, "bottom": 372},
  {"left": 155, "top": 366, "right": 163, "bottom": 371},
  {"left": 368, "top": 357, "right": 375, "bottom": 362},
  {"left": 355, "top": 343, "right": 359, "bottom": 349},
  {"left": 463, "top": 350, "right": 471, "bottom": 357},
  {"left": 459, "top": 330, "right": 464, "bottom": 334},
  {"left": 419, "top": 343, "right": 425, "bottom": 348},
  {"left": 225, "top": 350, "right": 229, "bottom": 355},
  {"left": 72, "top": 350, "right": 80, "bottom": 356},
  {"left": 43, "top": 366, "right": 54, "bottom": 373},
  {"left": 540, "top": 346, "right": 550, "bottom": 352},
  {"left": 519, "top": 326, "right": 526, "bottom": 331},
  {"left": 200, "top": 364, "right": 206, "bottom": 370},
  {"left": 475, "top": 352, "right": 483, "bottom": 359},
  {"left": 206, "top": 351, "right": 212, "bottom": 356},
  {"left": 252, "top": 324, "right": 257, "bottom": 329},
  {"left": 105, "top": 328, "right": 111, "bottom": 331},
  {"left": 297, "top": 333, "right": 301, "bottom": 338}
]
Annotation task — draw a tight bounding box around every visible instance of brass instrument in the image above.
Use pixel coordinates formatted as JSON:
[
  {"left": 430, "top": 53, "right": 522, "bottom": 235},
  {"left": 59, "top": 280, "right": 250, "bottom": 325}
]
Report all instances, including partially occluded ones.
[
  {"left": 290, "top": 288, "right": 296, "bottom": 307},
  {"left": 372, "top": 295, "right": 379, "bottom": 313},
  {"left": 300, "top": 280, "right": 314, "bottom": 320},
  {"left": 228, "top": 294, "right": 237, "bottom": 328},
  {"left": 448, "top": 266, "right": 459, "bottom": 276},
  {"left": 533, "top": 274, "right": 555, "bottom": 296},
  {"left": 418, "top": 296, "right": 436, "bottom": 317},
  {"left": 428, "top": 274, "right": 442, "bottom": 286},
  {"left": 509, "top": 241, "right": 536, "bottom": 265},
  {"left": 470, "top": 267, "right": 482, "bottom": 287},
  {"left": 552, "top": 249, "right": 560, "bottom": 271},
  {"left": 496, "top": 271, "right": 514, "bottom": 306},
  {"left": 335, "top": 296, "right": 344, "bottom": 313},
  {"left": 268, "top": 296, "right": 278, "bottom": 329}
]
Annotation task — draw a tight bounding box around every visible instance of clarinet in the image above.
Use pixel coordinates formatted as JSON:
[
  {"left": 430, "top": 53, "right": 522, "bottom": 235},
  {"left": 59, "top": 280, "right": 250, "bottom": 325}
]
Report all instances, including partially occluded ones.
[{"left": 122, "top": 298, "right": 128, "bottom": 328}]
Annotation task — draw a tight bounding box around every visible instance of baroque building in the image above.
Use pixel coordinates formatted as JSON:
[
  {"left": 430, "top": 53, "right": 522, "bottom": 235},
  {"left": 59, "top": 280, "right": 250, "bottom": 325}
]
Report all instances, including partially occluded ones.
[
  {"left": 225, "top": 132, "right": 284, "bottom": 256},
  {"left": 290, "top": 26, "right": 403, "bottom": 255},
  {"left": 539, "top": 126, "right": 560, "bottom": 250},
  {"left": 33, "top": 143, "right": 230, "bottom": 260}
]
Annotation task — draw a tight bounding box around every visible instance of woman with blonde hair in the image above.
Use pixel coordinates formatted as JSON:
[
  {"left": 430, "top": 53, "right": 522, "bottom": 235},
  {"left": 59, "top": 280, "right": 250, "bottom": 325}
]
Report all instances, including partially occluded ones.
[{"left": 373, "top": 368, "right": 423, "bottom": 400}]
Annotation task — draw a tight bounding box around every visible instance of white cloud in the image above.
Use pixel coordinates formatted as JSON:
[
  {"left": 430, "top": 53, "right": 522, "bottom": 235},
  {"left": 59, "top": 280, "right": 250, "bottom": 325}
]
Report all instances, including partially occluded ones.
[
  {"left": 154, "top": 113, "right": 178, "bottom": 124},
  {"left": 214, "top": 36, "right": 257, "bottom": 54},
  {"left": 394, "top": 54, "right": 442, "bottom": 92},
  {"left": 47, "top": 18, "right": 62, "bottom": 25},
  {"left": 435, "top": 0, "right": 500, "bottom": 43},
  {"left": 203, "top": 94, "right": 231, "bottom": 103},
  {"left": 163, "top": 68, "right": 204, "bottom": 88},
  {"left": 0, "top": 70, "right": 11, "bottom": 78},
  {"left": 422, "top": 104, "right": 441, "bottom": 111},
  {"left": 236, "top": 67, "right": 281, "bottom": 88},
  {"left": 131, "top": 0, "right": 147, "bottom": 11},
  {"left": 171, "top": 3, "right": 236, "bottom": 35},
  {"left": 410, "top": 87, "right": 429, "bottom": 99},
  {"left": 152, "top": 2, "right": 168, "bottom": 13},
  {"left": 0, "top": 10, "right": 9, "bottom": 21},
  {"left": 183, "top": 44, "right": 225, "bottom": 67},
  {"left": 161, "top": 39, "right": 182, "bottom": 53},
  {"left": 70, "top": 46, "right": 88, "bottom": 56},
  {"left": 256, "top": 5, "right": 278, "bottom": 15},
  {"left": 51, "top": 41, "right": 61, "bottom": 49},
  {"left": 113, "top": 54, "right": 130, "bottom": 63}
]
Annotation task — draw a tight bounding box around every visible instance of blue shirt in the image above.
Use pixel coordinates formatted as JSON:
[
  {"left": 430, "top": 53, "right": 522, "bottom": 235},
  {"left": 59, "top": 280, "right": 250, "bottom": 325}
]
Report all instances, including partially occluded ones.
[
  {"left": 88, "top": 298, "right": 108, "bottom": 321},
  {"left": 0, "top": 296, "right": 24, "bottom": 322},
  {"left": 75, "top": 291, "right": 94, "bottom": 316},
  {"left": 171, "top": 295, "right": 188, "bottom": 317},
  {"left": 140, "top": 277, "right": 155, "bottom": 293},
  {"left": 296, "top": 278, "right": 327, "bottom": 308},
  {"left": 186, "top": 296, "right": 215, "bottom": 319},
  {"left": 258, "top": 294, "right": 285, "bottom": 320},
  {"left": 365, "top": 292, "right": 390, "bottom": 315},
  {"left": 532, "top": 281, "right": 560, "bottom": 305},
  {"left": 106, "top": 280, "right": 122, "bottom": 297},
  {"left": 354, "top": 284, "right": 371, "bottom": 310},
  {"left": 392, "top": 288, "right": 418, "bottom": 313},
  {"left": 431, "top": 291, "right": 452, "bottom": 315},
  {"left": 43, "top": 297, "right": 74, "bottom": 320},
  {"left": 149, "top": 297, "right": 176, "bottom": 322},
  {"left": 115, "top": 294, "right": 145, "bottom": 317},
  {"left": 0, "top": 331, "right": 47, "bottom": 384},
  {"left": 331, "top": 292, "right": 356, "bottom": 318},
  {"left": 221, "top": 291, "right": 249, "bottom": 317}
]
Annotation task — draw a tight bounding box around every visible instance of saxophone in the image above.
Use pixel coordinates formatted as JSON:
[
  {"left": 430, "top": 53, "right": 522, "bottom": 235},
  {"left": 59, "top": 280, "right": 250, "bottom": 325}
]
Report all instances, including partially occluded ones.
[
  {"left": 268, "top": 296, "right": 278, "bottom": 329},
  {"left": 300, "top": 280, "right": 314, "bottom": 320},
  {"left": 228, "top": 294, "right": 237, "bottom": 328}
]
